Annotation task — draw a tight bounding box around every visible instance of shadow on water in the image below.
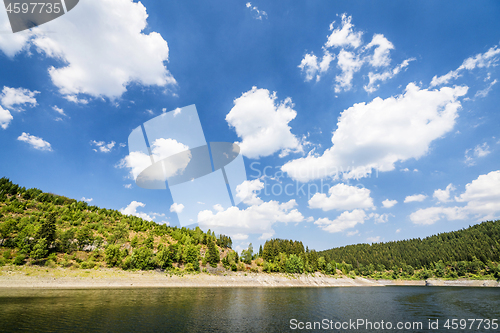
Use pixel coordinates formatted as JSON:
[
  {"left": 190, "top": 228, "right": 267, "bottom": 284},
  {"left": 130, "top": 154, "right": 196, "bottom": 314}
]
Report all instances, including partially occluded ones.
[{"left": 0, "top": 287, "right": 499, "bottom": 332}]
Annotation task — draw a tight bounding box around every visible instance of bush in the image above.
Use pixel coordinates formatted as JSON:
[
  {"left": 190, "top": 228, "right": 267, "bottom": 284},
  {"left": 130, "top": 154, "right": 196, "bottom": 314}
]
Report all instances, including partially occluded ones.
[
  {"left": 285, "top": 254, "right": 304, "bottom": 274},
  {"left": 105, "top": 244, "right": 122, "bottom": 267},
  {"left": 80, "top": 260, "right": 96, "bottom": 269},
  {"left": 13, "top": 254, "right": 25, "bottom": 265}
]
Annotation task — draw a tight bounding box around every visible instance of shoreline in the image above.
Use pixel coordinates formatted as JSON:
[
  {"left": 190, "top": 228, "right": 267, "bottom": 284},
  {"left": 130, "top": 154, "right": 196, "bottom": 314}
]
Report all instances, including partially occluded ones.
[{"left": 1, "top": 266, "right": 499, "bottom": 288}]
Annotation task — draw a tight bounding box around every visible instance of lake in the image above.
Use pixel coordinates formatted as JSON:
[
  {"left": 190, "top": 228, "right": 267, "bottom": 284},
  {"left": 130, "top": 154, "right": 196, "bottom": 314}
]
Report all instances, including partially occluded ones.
[{"left": 0, "top": 287, "right": 499, "bottom": 332}]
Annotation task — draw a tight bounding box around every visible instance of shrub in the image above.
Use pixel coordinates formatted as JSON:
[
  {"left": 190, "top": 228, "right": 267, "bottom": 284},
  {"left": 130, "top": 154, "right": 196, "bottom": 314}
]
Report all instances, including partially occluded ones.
[
  {"left": 285, "top": 254, "right": 304, "bottom": 274},
  {"left": 105, "top": 244, "right": 122, "bottom": 267},
  {"left": 13, "top": 254, "right": 25, "bottom": 265}
]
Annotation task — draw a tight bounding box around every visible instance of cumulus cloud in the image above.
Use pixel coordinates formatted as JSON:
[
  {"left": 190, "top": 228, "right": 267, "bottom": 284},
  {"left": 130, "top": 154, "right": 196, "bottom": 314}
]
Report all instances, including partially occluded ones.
[
  {"left": 299, "top": 13, "right": 413, "bottom": 92},
  {"left": 404, "top": 194, "right": 427, "bottom": 203},
  {"left": 17, "top": 132, "right": 52, "bottom": 151},
  {"left": 235, "top": 179, "right": 264, "bottom": 205},
  {"left": 120, "top": 201, "right": 153, "bottom": 221},
  {"left": 433, "top": 183, "right": 455, "bottom": 203},
  {"left": 170, "top": 203, "right": 185, "bottom": 213},
  {"left": 0, "top": 86, "right": 39, "bottom": 110},
  {"left": 308, "top": 183, "right": 374, "bottom": 211},
  {"left": 81, "top": 197, "right": 93, "bottom": 203},
  {"left": 197, "top": 179, "right": 304, "bottom": 239},
  {"left": 0, "top": 106, "right": 13, "bottom": 129},
  {"left": 91, "top": 140, "right": 116, "bottom": 153},
  {"left": 465, "top": 143, "right": 491, "bottom": 166},
  {"left": 430, "top": 45, "right": 500, "bottom": 87},
  {"left": 409, "top": 206, "right": 465, "bottom": 225},
  {"left": 282, "top": 83, "right": 468, "bottom": 182},
  {"left": 382, "top": 199, "right": 397, "bottom": 208},
  {"left": 0, "top": 9, "right": 32, "bottom": 57},
  {"left": 410, "top": 170, "right": 500, "bottom": 224},
  {"left": 226, "top": 87, "right": 303, "bottom": 159},
  {"left": 314, "top": 209, "right": 367, "bottom": 233},
  {"left": 0, "top": 0, "right": 176, "bottom": 101},
  {"left": 117, "top": 138, "right": 189, "bottom": 179}
]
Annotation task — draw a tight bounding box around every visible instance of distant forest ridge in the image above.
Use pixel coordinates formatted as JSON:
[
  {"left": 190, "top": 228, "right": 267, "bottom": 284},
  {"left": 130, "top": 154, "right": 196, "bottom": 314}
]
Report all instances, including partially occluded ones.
[{"left": 319, "top": 220, "right": 500, "bottom": 269}]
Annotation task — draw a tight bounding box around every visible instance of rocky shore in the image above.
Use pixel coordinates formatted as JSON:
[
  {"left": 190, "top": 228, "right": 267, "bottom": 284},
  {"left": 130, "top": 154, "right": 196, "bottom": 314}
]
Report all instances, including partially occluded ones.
[{"left": 0, "top": 266, "right": 498, "bottom": 288}]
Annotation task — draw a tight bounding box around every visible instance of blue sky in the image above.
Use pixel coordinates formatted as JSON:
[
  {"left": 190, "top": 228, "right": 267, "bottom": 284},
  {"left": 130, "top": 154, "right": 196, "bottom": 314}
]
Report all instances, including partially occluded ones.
[{"left": 1, "top": 0, "right": 499, "bottom": 253}]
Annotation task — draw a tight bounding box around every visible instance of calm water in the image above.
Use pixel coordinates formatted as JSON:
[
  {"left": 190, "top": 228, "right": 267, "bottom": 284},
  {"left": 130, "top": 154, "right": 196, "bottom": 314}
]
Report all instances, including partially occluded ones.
[{"left": 0, "top": 287, "right": 499, "bottom": 332}]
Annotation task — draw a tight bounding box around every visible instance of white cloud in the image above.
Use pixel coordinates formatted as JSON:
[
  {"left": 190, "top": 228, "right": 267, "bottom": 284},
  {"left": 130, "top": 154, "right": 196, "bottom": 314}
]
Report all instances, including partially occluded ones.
[
  {"left": 91, "top": 140, "right": 116, "bottom": 153},
  {"left": 370, "top": 213, "right": 393, "bottom": 224},
  {"left": 410, "top": 170, "right": 500, "bottom": 224},
  {"left": 409, "top": 206, "right": 465, "bottom": 225},
  {"left": 335, "top": 49, "right": 364, "bottom": 92},
  {"left": 0, "top": 9, "right": 32, "bottom": 57},
  {"left": 430, "top": 45, "right": 500, "bottom": 87},
  {"left": 52, "top": 106, "right": 66, "bottom": 116},
  {"left": 232, "top": 233, "right": 249, "bottom": 241},
  {"left": 1, "top": 0, "right": 176, "bottom": 101},
  {"left": 314, "top": 209, "right": 367, "bottom": 233},
  {"left": 117, "top": 137, "right": 189, "bottom": 179},
  {"left": 235, "top": 179, "right": 264, "bottom": 205},
  {"left": 0, "top": 106, "right": 13, "bottom": 129},
  {"left": 465, "top": 142, "right": 491, "bottom": 166},
  {"left": 245, "top": 2, "right": 267, "bottom": 20},
  {"left": 170, "top": 203, "right": 185, "bottom": 214},
  {"left": 395, "top": 228, "right": 401, "bottom": 233},
  {"left": 404, "top": 194, "right": 427, "bottom": 203},
  {"left": 382, "top": 199, "right": 397, "bottom": 208},
  {"left": 455, "top": 170, "right": 500, "bottom": 219},
  {"left": 346, "top": 230, "right": 359, "bottom": 236},
  {"left": 282, "top": 83, "right": 468, "bottom": 182},
  {"left": 364, "top": 58, "right": 415, "bottom": 93},
  {"left": 198, "top": 199, "right": 304, "bottom": 240},
  {"left": 325, "top": 14, "right": 363, "bottom": 49},
  {"left": 120, "top": 201, "right": 153, "bottom": 221},
  {"left": 226, "top": 87, "right": 303, "bottom": 159},
  {"left": 299, "top": 13, "right": 413, "bottom": 92},
  {"left": 433, "top": 183, "right": 455, "bottom": 203},
  {"left": 308, "top": 183, "right": 374, "bottom": 211},
  {"left": 124, "top": 184, "right": 132, "bottom": 189},
  {"left": 366, "top": 236, "right": 380, "bottom": 243},
  {"left": 475, "top": 79, "right": 497, "bottom": 98},
  {"left": 81, "top": 197, "right": 93, "bottom": 203},
  {"left": 0, "top": 86, "right": 39, "bottom": 110},
  {"left": 198, "top": 180, "right": 303, "bottom": 239},
  {"left": 17, "top": 132, "right": 52, "bottom": 151}
]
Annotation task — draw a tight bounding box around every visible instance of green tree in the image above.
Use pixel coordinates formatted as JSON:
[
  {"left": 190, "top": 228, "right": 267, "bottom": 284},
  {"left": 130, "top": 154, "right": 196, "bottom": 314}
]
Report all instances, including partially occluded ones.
[
  {"left": 31, "top": 238, "right": 48, "bottom": 259},
  {"left": 285, "top": 254, "right": 304, "bottom": 274},
  {"left": 241, "top": 243, "right": 253, "bottom": 264},
  {"left": 206, "top": 241, "right": 220, "bottom": 268},
  {"left": 37, "top": 213, "right": 56, "bottom": 247},
  {"left": 105, "top": 244, "right": 122, "bottom": 267}
]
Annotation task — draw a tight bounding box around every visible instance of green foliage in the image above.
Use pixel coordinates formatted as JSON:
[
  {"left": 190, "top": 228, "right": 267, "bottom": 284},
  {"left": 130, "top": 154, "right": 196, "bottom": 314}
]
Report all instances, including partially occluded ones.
[
  {"left": 104, "top": 244, "right": 122, "bottom": 267},
  {"left": 31, "top": 238, "right": 48, "bottom": 260},
  {"left": 126, "top": 247, "right": 155, "bottom": 270},
  {"left": 206, "top": 241, "right": 220, "bottom": 268},
  {"left": 13, "top": 254, "right": 25, "bottom": 265},
  {"left": 285, "top": 254, "right": 304, "bottom": 274},
  {"left": 241, "top": 243, "right": 253, "bottom": 264},
  {"left": 37, "top": 213, "right": 56, "bottom": 246}
]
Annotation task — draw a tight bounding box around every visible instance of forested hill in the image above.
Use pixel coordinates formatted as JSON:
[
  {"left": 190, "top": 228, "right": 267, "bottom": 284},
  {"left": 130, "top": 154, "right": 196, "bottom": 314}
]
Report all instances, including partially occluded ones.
[{"left": 319, "top": 220, "right": 500, "bottom": 270}]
